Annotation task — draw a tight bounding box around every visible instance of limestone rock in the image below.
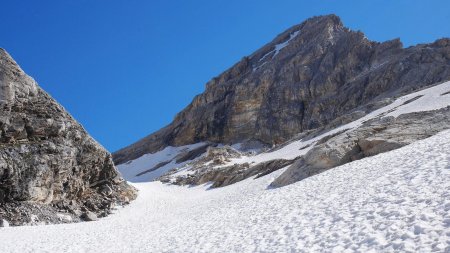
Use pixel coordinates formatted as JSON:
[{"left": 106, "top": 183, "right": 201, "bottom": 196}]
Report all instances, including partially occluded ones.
[
  {"left": 0, "top": 49, "right": 137, "bottom": 226},
  {"left": 270, "top": 107, "right": 450, "bottom": 187}
]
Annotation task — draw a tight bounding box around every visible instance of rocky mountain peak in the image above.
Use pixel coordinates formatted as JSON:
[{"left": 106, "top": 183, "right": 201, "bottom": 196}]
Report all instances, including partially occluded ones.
[
  {"left": 203, "top": 15, "right": 346, "bottom": 89},
  {"left": 113, "top": 14, "right": 450, "bottom": 165},
  {"left": 296, "top": 14, "right": 343, "bottom": 37}
]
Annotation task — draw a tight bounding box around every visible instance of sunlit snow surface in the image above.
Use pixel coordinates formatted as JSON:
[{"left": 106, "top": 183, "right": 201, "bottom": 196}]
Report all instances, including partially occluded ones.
[
  {"left": 0, "top": 130, "right": 449, "bottom": 252},
  {"left": 117, "top": 142, "right": 207, "bottom": 182}
]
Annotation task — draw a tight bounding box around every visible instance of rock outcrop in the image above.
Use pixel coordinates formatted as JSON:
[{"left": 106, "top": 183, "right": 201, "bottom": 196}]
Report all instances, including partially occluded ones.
[
  {"left": 158, "top": 144, "right": 294, "bottom": 188},
  {"left": 270, "top": 107, "right": 450, "bottom": 187},
  {"left": 114, "top": 14, "right": 450, "bottom": 165},
  {"left": 0, "top": 49, "right": 136, "bottom": 226}
]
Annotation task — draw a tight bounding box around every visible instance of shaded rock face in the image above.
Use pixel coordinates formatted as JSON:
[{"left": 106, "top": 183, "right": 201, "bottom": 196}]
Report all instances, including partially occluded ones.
[
  {"left": 270, "top": 107, "right": 450, "bottom": 187},
  {"left": 114, "top": 14, "right": 450, "bottom": 165},
  {"left": 0, "top": 49, "right": 136, "bottom": 226}
]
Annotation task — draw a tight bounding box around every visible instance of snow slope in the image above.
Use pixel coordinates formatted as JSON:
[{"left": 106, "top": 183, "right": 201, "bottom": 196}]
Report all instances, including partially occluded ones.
[
  {"left": 1, "top": 130, "right": 449, "bottom": 252},
  {"left": 117, "top": 142, "right": 207, "bottom": 182}
]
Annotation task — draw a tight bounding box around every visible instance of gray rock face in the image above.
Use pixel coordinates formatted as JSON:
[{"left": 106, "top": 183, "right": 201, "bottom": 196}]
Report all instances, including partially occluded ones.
[
  {"left": 114, "top": 14, "right": 450, "bottom": 165},
  {"left": 0, "top": 49, "right": 136, "bottom": 226},
  {"left": 270, "top": 107, "right": 450, "bottom": 187}
]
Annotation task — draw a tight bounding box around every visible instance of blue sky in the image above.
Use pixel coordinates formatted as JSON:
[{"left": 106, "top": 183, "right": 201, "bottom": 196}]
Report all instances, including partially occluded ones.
[{"left": 1, "top": 1, "right": 449, "bottom": 152}]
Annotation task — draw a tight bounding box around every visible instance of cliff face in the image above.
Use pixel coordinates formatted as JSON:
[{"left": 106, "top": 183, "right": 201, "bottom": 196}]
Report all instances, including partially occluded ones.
[
  {"left": 114, "top": 14, "right": 450, "bottom": 165},
  {"left": 0, "top": 49, "right": 136, "bottom": 225}
]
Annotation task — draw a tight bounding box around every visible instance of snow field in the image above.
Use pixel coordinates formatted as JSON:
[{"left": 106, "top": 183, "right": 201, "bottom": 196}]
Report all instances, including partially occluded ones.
[{"left": 0, "top": 130, "right": 449, "bottom": 252}]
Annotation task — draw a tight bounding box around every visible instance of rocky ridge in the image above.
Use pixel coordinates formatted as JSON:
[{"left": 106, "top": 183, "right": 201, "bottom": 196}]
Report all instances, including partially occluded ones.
[
  {"left": 271, "top": 106, "right": 450, "bottom": 187},
  {"left": 0, "top": 49, "right": 136, "bottom": 226},
  {"left": 114, "top": 14, "right": 450, "bottom": 165}
]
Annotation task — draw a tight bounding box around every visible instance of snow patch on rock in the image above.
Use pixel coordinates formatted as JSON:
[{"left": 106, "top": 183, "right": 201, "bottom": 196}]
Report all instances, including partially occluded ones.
[{"left": 272, "top": 30, "right": 301, "bottom": 58}]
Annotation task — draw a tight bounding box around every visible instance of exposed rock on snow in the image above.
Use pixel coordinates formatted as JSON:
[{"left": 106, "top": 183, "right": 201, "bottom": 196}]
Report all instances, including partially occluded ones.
[
  {"left": 81, "top": 211, "right": 98, "bottom": 222},
  {"left": 272, "top": 107, "right": 450, "bottom": 187},
  {"left": 0, "top": 49, "right": 136, "bottom": 226},
  {"left": 162, "top": 158, "right": 294, "bottom": 188}
]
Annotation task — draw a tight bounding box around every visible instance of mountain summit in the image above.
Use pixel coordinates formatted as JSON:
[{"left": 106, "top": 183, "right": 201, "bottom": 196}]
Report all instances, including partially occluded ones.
[{"left": 113, "top": 14, "right": 450, "bottom": 165}]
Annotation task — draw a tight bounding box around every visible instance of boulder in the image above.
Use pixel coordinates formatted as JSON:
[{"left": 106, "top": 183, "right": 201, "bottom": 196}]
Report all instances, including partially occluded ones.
[{"left": 81, "top": 211, "right": 98, "bottom": 222}]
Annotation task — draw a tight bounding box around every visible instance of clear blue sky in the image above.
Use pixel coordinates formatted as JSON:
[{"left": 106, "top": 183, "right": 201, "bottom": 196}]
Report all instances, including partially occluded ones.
[{"left": 1, "top": 1, "right": 449, "bottom": 152}]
